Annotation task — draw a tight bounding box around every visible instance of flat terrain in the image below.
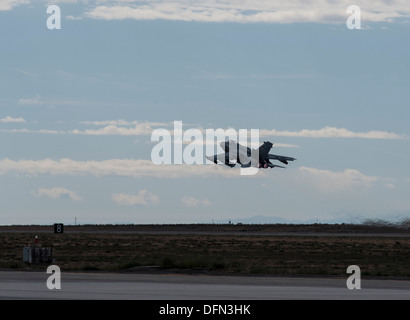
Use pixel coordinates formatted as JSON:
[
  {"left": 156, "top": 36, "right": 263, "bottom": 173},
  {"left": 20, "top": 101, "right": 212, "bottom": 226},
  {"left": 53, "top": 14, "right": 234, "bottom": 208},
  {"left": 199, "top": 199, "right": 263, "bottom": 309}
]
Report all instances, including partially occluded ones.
[
  {"left": 2, "top": 271, "right": 410, "bottom": 300},
  {"left": 1, "top": 224, "right": 410, "bottom": 277}
]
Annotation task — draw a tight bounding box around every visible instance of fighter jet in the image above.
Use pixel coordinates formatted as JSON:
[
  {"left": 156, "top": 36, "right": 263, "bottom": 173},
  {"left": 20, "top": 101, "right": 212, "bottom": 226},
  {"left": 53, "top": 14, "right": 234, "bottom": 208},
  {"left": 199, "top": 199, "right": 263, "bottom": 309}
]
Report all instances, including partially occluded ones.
[{"left": 206, "top": 140, "right": 296, "bottom": 169}]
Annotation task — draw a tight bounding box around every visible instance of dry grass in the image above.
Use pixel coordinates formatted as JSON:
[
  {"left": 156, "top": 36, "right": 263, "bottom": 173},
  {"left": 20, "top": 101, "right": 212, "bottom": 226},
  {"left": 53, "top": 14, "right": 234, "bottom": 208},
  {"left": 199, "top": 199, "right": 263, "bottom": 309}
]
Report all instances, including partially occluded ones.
[{"left": 1, "top": 224, "right": 410, "bottom": 277}]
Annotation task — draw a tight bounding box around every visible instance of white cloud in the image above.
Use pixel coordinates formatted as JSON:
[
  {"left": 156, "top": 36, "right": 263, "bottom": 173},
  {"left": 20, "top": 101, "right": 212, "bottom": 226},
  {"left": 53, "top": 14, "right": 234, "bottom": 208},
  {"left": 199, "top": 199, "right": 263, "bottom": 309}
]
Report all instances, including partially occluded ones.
[
  {"left": 71, "top": 120, "right": 176, "bottom": 135},
  {"left": 274, "top": 143, "right": 300, "bottom": 148},
  {"left": 37, "top": 129, "right": 60, "bottom": 134},
  {"left": 298, "top": 166, "right": 379, "bottom": 193},
  {"left": 70, "top": 123, "right": 158, "bottom": 135},
  {"left": 1, "top": 119, "right": 404, "bottom": 141},
  {"left": 0, "top": 116, "right": 26, "bottom": 123},
  {"left": 384, "top": 183, "right": 396, "bottom": 189},
  {"left": 14, "top": 68, "right": 39, "bottom": 77},
  {"left": 4, "top": 0, "right": 410, "bottom": 24},
  {"left": 1, "top": 128, "right": 30, "bottom": 133},
  {"left": 1, "top": 120, "right": 173, "bottom": 136},
  {"left": 1, "top": 128, "right": 59, "bottom": 134},
  {"left": 112, "top": 190, "right": 159, "bottom": 206},
  {"left": 181, "top": 196, "right": 211, "bottom": 207},
  {"left": 84, "top": 1, "right": 410, "bottom": 24},
  {"left": 80, "top": 119, "right": 132, "bottom": 126},
  {"left": 0, "top": 158, "right": 246, "bottom": 178},
  {"left": 33, "top": 187, "right": 82, "bottom": 201},
  {"left": 0, "top": 0, "right": 28, "bottom": 11},
  {"left": 260, "top": 127, "right": 405, "bottom": 139},
  {"left": 1, "top": 120, "right": 166, "bottom": 135},
  {"left": 80, "top": 120, "right": 171, "bottom": 127},
  {"left": 18, "top": 94, "right": 42, "bottom": 106}
]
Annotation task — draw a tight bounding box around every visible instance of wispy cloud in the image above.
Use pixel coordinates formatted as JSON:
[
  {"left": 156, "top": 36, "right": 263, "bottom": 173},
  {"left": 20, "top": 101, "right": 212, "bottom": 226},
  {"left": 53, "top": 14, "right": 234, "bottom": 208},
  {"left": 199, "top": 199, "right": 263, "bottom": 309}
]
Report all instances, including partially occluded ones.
[
  {"left": 80, "top": 120, "right": 170, "bottom": 127},
  {"left": 4, "top": 1, "right": 410, "bottom": 24},
  {"left": 0, "top": 0, "right": 28, "bottom": 11},
  {"left": 32, "top": 187, "right": 82, "bottom": 201},
  {"left": 274, "top": 143, "right": 300, "bottom": 148},
  {"left": 70, "top": 124, "right": 154, "bottom": 136},
  {"left": 297, "top": 166, "right": 380, "bottom": 193},
  {"left": 0, "top": 158, "right": 244, "bottom": 178},
  {"left": 1, "top": 120, "right": 168, "bottom": 135},
  {"left": 80, "top": 120, "right": 133, "bottom": 126},
  {"left": 191, "top": 72, "right": 320, "bottom": 81},
  {"left": 18, "top": 94, "right": 42, "bottom": 106},
  {"left": 181, "top": 196, "right": 211, "bottom": 207},
  {"left": 260, "top": 127, "right": 405, "bottom": 140},
  {"left": 2, "top": 121, "right": 405, "bottom": 142},
  {"left": 83, "top": 1, "right": 410, "bottom": 24},
  {"left": 1, "top": 128, "right": 59, "bottom": 134},
  {"left": 112, "top": 190, "right": 159, "bottom": 206},
  {"left": 14, "top": 68, "right": 39, "bottom": 77},
  {"left": 0, "top": 116, "right": 26, "bottom": 123},
  {"left": 71, "top": 120, "right": 171, "bottom": 135}
]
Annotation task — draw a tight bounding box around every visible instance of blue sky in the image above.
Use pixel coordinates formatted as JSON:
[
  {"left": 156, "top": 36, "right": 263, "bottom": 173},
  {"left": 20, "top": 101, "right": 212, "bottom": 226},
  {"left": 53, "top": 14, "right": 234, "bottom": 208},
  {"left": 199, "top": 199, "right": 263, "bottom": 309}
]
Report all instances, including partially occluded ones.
[{"left": 1, "top": 0, "right": 410, "bottom": 224}]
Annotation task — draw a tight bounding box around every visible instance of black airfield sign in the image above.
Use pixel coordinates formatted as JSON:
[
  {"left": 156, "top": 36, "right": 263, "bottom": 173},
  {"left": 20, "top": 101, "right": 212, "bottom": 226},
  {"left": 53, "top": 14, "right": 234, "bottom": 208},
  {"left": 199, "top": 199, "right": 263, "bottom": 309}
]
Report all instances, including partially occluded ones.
[{"left": 54, "top": 223, "right": 64, "bottom": 234}]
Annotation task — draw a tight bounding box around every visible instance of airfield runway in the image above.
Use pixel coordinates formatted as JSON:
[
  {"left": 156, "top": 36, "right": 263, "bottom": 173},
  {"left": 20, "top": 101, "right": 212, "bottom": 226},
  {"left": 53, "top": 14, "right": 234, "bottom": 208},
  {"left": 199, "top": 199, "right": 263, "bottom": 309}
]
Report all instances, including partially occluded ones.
[{"left": 0, "top": 270, "right": 409, "bottom": 300}]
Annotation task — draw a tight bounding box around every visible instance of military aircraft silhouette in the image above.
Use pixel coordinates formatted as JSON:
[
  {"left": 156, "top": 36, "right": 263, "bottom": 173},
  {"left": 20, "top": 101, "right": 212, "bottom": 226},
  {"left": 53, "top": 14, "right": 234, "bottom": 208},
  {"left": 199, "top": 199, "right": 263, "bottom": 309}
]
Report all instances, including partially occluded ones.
[{"left": 206, "top": 140, "right": 296, "bottom": 169}]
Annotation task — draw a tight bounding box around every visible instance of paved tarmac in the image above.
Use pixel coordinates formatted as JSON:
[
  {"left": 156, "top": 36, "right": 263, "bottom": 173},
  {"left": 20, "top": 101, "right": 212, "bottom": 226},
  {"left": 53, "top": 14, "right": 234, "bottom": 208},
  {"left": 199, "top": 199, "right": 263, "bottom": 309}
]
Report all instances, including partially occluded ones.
[{"left": 0, "top": 270, "right": 409, "bottom": 300}]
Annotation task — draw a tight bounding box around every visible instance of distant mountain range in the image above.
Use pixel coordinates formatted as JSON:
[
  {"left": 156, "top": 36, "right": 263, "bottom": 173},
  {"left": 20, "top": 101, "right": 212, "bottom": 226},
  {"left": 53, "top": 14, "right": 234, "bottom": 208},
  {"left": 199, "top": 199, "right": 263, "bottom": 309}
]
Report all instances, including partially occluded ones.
[
  {"left": 213, "top": 215, "right": 366, "bottom": 225},
  {"left": 210, "top": 215, "right": 410, "bottom": 228}
]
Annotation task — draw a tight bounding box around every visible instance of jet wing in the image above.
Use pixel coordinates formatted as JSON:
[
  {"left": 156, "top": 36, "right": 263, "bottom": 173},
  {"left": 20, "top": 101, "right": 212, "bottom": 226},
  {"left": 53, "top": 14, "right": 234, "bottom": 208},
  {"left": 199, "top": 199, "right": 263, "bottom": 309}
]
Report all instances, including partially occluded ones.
[
  {"left": 206, "top": 154, "right": 236, "bottom": 167},
  {"left": 267, "top": 154, "right": 296, "bottom": 165},
  {"left": 268, "top": 164, "right": 286, "bottom": 169},
  {"left": 237, "top": 147, "right": 258, "bottom": 167}
]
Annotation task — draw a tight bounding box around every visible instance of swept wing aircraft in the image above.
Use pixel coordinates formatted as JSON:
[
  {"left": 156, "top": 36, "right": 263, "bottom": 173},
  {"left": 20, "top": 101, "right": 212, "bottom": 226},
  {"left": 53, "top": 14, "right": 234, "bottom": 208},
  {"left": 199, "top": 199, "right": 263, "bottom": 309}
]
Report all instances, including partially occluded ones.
[{"left": 206, "top": 140, "right": 296, "bottom": 169}]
